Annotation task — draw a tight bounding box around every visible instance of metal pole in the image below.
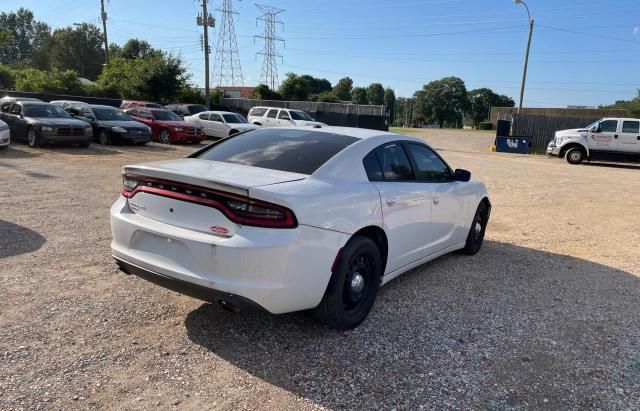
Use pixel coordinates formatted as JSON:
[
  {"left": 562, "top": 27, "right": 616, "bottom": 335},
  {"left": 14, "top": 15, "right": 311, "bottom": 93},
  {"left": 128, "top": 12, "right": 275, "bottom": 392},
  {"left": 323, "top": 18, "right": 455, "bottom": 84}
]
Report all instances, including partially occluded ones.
[
  {"left": 517, "top": 1, "right": 533, "bottom": 113},
  {"left": 202, "top": 0, "right": 211, "bottom": 109},
  {"left": 100, "top": 0, "right": 109, "bottom": 62}
]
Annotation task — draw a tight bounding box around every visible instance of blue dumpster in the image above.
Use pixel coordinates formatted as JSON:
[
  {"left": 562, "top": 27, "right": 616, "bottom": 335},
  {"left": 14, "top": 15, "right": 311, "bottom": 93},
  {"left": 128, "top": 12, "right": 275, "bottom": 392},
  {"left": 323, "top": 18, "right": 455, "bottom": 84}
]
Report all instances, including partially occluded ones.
[{"left": 495, "top": 136, "right": 531, "bottom": 154}]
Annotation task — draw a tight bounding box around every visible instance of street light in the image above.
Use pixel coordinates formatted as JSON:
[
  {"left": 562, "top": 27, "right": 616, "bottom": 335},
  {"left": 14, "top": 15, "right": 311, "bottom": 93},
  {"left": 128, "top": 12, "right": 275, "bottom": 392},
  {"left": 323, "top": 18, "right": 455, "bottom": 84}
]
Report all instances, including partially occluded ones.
[{"left": 514, "top": 0, "right": 534, "bottom": 113}]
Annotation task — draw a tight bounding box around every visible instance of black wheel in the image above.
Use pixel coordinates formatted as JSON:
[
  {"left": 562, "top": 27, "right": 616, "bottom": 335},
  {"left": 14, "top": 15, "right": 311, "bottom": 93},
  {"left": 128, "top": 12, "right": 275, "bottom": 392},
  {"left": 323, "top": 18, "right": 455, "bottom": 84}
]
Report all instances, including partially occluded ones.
[
  {"left": 159, "top": 129, "right": 171, "bottom": 144},
  {"left": 565, "top": 147, "right": 585, "bottom": 165},
  {"left": 461, "top": 202, "right": 489, "bottom": 255},
  {"left": 27, "top": 127, "right": 41, "bottom": 147},
  {"left": 98, "top": 129, "right": 111, "bottom": 145},
  {"left": 228, "top": 129, "right": 239, "bottom": 137},
  {"left": 253, "top": 122, "right": 262, "bottom": 126},
  {"left": 313, "top": 236, "right": 382, "bottom": 330}
]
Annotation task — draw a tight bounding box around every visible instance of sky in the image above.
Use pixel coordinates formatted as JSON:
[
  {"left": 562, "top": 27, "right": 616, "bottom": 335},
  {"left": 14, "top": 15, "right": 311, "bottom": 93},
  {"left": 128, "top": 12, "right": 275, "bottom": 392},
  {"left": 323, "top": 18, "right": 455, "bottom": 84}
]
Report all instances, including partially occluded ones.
[{"left": 2, "top": 0, "right": 640, "bottom": 107}]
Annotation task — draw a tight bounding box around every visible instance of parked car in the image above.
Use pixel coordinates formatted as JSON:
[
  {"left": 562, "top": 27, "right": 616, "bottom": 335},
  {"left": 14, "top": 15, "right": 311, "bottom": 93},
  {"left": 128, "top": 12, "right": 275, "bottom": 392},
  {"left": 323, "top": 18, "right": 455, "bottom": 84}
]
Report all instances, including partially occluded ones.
[
  {"left": 50, "top": 100, "right": 90, "bottom": 112},
  {"left": 548, "top": 117, "right": 640, "bottom": 164},
  {"left": 111, "top": 126, "right": 491, "bottom": 330},
  {"left": 165, "top": 103, "right": 208, "bottom": 118},
  {"left": 120, "top": 100, "right": 163, "bottom": 110},
  {"left": 125, "top": 108, "right": 204, "bottom": 144},
  {"left": 184, "top": 111, "right": 257, "bottom": 139},
  {"left": 247, "top": 106, "right": 325, "bottom": 128},
  {"left": 0, "top": 96, "right": 41, "bottom": 105},
  {"left": 70, "top": 105, "right": 151, "bottom": 145},
  {"left": 0, "top": 101, "right": 92, "bottom": 147},
  {"left": 0, "top": 119, "right": 9, "bottom": 149}
]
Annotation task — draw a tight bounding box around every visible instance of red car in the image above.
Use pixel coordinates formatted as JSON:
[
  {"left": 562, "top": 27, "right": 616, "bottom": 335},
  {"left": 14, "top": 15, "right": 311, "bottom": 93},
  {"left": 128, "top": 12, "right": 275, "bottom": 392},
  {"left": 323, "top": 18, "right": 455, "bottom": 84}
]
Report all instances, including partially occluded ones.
[{"left": 126, "top": 108, "right": 204, "bottom": 144}]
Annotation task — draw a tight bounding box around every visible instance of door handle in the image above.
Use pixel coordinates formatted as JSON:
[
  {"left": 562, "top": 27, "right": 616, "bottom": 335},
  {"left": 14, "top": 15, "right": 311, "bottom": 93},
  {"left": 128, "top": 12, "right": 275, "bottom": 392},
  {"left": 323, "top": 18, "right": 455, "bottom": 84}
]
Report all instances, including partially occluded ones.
[
  {"left": 637, "top": 136, "right": 640, "bottom": 140},
  {"left": 386, "top": 198, "right": 397, "bottom": 206},
  {"left": 433, "top": 196, "right": 441, "bottom": 205},
  {"left": 614, "top": 135, "right": 618, "bottom": 139}
]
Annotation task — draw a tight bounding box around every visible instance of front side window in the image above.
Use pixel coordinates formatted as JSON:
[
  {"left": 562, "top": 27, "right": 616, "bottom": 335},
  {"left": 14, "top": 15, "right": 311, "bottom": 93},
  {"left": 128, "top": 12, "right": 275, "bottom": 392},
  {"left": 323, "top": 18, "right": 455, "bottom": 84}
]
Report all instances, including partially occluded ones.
[
  {"left": 266, "top": 109, "right": 278, "bottom": 119},
  {"left": 278, "top": 111, "right": 291, "bottom": 120},
  {"left": 194, "top": 128, "right": 359, "bottom": 175},
  {"left": 223, "top": 114, "right": 247, "bottom": 124},
  {"left": 290, "top": 110, "right": 313, "bottom": 121},
  {"left": 599, "top": 120, "right": 618, "bottom": 133},
  {"left": 187, "top": 105, "right": 207, "bottom": 115},
  {"left": 404, "top": 143, "right": 452, "bottom": 182},
  {"left": 622, "top": 121, "right": 640, "bottom": 134},
  {"left": 374, "top": 143, "right": 414, "bottom": 181}
]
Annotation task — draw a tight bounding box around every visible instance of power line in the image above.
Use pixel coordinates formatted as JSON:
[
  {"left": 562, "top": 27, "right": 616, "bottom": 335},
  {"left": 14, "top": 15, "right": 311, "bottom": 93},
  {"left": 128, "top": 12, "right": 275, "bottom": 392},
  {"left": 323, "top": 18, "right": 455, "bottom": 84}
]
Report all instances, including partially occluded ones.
[
  {"left": 213, "top": 0, "right": 244, "bottom": 87},
  {"left": 255, "top": 4, "right": 285, "bottom": 90},
  {"left": 538, "top": 24, "right": 640, "bottom": 45}
]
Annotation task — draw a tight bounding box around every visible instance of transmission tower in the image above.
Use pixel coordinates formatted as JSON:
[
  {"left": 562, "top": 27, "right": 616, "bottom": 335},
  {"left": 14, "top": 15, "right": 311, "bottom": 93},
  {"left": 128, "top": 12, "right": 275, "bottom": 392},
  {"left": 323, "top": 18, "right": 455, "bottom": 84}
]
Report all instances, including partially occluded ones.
[
  {"left": 213, "top": 0, "right": 244, "bottom": 87},
  {"left": 254, "top": 4, "right": 285, "bottom": 90}
]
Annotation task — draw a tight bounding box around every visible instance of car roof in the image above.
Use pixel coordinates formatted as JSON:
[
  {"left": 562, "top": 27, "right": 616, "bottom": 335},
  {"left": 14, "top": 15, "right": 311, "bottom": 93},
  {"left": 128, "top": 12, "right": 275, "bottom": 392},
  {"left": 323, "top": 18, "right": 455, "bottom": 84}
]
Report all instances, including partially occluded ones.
[
  {"left": 205, "top": 111, "right": 238, "bottom": 115},
  {"left": 602, "top": 117, "right": 640, "bottom": 121},
  {"left": 20, "top": 101, "right": 49, "bottom": 106},
  {"left": 88, "top": 104, "right": 120, "bottom": 109}
]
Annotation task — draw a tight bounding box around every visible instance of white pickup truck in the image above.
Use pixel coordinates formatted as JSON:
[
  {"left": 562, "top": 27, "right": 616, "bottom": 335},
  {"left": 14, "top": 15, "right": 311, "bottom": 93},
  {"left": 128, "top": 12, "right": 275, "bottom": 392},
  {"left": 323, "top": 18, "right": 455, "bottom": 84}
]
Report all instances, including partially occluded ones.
[{"left": 547, "top": 117, "right": 640, "bottom": 164}]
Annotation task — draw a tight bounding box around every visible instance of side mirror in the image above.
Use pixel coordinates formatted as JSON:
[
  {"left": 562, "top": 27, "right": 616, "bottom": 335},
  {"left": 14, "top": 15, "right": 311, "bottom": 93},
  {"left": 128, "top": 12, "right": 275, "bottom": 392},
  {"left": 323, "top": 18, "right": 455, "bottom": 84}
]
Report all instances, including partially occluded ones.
[{"left": 454, "top": 169, "right": 471, "bottom": 182}]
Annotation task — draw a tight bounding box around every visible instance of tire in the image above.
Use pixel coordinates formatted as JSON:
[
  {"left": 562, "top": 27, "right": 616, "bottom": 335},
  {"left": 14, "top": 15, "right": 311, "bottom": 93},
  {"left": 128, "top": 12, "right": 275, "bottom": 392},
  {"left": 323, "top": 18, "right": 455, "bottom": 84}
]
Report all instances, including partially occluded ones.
[
  {"left": 313, "top": 236, "right": 382, "bottom": 330},
  {"left": 159, "top": 129, "right": 171, "bottom": 144},
  {"left": 98, "top": 129, "right": 111, "bottom": 145},
  {"left": 565, "top": 147, "right": 585, "bottom": 165},
  {"left": 253, "top": 122, "right": 262, "bottom": 126},
  {"left": 228, "top": 129, "right": 239, "bottom": 137},
  {"left": 461, "top": 202, "right": 489, "bottom": 255},
  {"left": 27, "top": 128, "right": 41, "bottom": 148}
]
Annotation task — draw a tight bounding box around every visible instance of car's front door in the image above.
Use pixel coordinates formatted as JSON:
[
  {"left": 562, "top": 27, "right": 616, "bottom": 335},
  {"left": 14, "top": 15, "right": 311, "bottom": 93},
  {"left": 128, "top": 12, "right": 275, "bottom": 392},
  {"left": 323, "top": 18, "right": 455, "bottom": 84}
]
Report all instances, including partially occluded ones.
[
  {"left": 589, "top": 119, "right": 619, "bottom": 152},
  {"left": 277, "top": 110, "right": 293, "bottom": 126},
  {"left": 404, "top": 143, "right": 467, "bottom": 253},
  {"left": 619, "top": 120, "right": 640, "bottom": 153},
  {"left": 367, "top": 143, "right": 432, "bottom": 274},
  {"left": 208, "top": 113, "right": 227, "bottom": 138}
]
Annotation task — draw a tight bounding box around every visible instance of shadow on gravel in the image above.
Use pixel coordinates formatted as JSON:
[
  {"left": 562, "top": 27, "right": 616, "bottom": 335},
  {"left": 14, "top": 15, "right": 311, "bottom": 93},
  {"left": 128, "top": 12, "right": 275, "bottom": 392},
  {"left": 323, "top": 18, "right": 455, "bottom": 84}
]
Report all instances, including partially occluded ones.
[
  {"left": 584, "top": 162, "right": 640, "bottom": 171},
  {"left": 0, "top": 220, "right": 46, "bottom": 258},
  {"left": 39, "top": 145, "right": 120, "bottom": 156},
  {"left": 184, "top": 241, "right": 640, "bottom": 409},
  {"left": 0, "top": 146, "right": 41, "bottom": 159}
]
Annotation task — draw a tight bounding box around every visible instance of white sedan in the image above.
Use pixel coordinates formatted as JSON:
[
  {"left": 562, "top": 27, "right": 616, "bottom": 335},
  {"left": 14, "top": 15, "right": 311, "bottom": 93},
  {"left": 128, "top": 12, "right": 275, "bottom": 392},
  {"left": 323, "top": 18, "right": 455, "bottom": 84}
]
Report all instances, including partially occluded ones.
[
  {"left": 110, "top": 127, "right": 490, "bottom": 329},
  {"left": 183, "top": 111, "right": 257, "bottom": 139},
  {"left": 0, "top": 119, "right": 9, "bottom": 148}
]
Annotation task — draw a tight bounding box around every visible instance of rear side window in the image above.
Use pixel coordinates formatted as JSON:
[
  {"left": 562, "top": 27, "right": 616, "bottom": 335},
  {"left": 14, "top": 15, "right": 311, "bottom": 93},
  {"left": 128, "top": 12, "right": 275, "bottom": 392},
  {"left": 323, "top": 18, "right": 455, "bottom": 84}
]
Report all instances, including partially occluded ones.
[
  {"left": 195, "top": 128, "right": 359, "bottom": 175},
  {"left": 363, "top": 153, "right": 384, "bottom": 181},
  {"left": 198, "top": 113, "right": 210, "bottom": 120},
  {"left": 249, "top": 108, "right": 267, "bottom": 117},
  {"left": 267, "top": 109, "right": 278, "bottom": 118},
  {"left": 374, "top": 143, "right": 414, "bottom": 181},
  {"left": 599, "top": 120, "right": 618, "bottom": 133},
  {"left": 622, "top": 121, "right": 640, "bottom": 133}
]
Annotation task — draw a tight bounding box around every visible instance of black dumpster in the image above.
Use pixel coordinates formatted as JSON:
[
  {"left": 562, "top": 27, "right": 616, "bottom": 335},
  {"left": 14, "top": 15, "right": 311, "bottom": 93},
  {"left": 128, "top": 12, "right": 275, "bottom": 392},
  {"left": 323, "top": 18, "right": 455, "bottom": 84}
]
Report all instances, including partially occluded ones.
[{"left": 496, "top": 119, "right": 511, "bottom": 137}]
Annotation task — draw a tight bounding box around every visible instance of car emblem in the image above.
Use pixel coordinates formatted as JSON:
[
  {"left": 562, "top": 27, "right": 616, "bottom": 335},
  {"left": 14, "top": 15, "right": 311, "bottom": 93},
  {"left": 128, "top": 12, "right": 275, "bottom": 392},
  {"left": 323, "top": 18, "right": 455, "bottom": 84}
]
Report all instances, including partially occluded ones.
[{"left": 210, "top": 226, "right": 230, "bottom": 235}]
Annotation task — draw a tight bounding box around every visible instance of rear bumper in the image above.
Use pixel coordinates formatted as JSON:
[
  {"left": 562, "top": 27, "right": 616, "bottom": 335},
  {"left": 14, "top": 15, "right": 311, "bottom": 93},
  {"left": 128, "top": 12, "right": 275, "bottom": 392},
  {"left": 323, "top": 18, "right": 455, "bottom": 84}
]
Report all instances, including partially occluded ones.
[
  {"left": 110, "top": 196, "right": 349, "bottom": 314},
  {"left": 115, "top": 258, "right": 266, "bottom": 312}
]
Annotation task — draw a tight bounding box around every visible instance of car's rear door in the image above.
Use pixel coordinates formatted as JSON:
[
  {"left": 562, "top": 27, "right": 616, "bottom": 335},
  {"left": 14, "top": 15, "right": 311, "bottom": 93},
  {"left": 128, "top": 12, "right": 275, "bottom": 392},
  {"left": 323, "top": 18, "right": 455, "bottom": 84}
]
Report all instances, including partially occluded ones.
[
  {"left": 265, "top": 109, "right": 279, "bottom": 127},
  {"left": 367, "top": 142, "right": 432, "bottom": 273},
  {"left": 9, "top": 104, "right": 26, "bottom": 139},
  {"left": 618, "top": 120, "right": 640, "bottom": 153},
  {"left": 403, "top": 143, "right": 468, "bottom": 253}
]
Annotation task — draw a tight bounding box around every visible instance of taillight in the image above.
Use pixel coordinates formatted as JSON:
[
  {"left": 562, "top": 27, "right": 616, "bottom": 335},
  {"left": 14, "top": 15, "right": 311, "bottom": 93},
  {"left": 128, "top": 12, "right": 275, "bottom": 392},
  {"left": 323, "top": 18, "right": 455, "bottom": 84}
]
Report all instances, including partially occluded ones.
[{"left": 121, "top": 174, "right": 297, "bottom": 228}]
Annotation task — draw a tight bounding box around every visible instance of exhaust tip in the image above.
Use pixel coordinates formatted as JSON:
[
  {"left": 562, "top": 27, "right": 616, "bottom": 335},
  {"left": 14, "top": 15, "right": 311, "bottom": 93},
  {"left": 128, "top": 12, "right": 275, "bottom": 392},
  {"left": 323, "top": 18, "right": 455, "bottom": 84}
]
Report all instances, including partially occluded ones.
[{"left": 218, "top": 299, "right": 240, "bottom": 313}]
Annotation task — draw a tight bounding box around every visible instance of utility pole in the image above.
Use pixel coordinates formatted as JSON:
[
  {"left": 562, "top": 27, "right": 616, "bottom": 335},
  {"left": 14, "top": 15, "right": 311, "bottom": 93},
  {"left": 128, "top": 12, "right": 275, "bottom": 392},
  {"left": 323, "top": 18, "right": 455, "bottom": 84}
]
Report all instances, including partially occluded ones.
[
  {"left": 198, "top": 1, "right": 215, "bottom": 108},
  {"left": 255, "top": 4, "right": 285, "bottom": 90},
  {"left": 515, "top": 0, "right": 534, "bottom": 113},
  {"left": 100, "top": 0, "right": 109, "bottom": 62}
]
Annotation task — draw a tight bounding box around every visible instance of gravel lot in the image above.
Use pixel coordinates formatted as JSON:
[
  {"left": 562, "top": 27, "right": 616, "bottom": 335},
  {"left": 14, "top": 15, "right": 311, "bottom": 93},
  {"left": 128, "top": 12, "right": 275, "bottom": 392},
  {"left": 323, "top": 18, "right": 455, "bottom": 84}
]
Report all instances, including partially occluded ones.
[{"left": 1, "top": 129, "right": 639, "bottom": 410}]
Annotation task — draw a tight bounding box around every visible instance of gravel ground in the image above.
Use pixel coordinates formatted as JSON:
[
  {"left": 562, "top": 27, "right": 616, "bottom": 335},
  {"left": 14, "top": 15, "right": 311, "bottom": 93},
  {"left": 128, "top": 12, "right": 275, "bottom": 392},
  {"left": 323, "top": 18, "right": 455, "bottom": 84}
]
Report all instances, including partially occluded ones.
[{"left": 1, "top": 130, "right": 639, "bottom": 410}]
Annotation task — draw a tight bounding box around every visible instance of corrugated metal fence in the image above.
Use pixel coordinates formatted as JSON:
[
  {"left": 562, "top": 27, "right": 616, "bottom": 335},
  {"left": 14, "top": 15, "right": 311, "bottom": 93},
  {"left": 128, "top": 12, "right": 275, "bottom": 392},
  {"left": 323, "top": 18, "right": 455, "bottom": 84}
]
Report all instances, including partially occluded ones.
[
  {"left": 220, "top": 98, "right": 389, "bottom": 131},
  {"left": 511, "top": 113, "right": 604, "bottom": 153}
]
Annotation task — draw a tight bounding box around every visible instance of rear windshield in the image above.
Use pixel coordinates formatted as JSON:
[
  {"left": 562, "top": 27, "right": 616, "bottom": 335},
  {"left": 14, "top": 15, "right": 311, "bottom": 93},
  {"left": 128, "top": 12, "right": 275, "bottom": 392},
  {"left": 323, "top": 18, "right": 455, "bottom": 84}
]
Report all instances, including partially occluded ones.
[
  {"left": 151, "top": 110, "right": 182, "bottom": 121},
  {"left": 194, "top": 128, "right": 359, "bottom": 175},
  {"left": 23, "top": 104, "right": 70, "bottom": 118},
  {"left": 188, "top": 105, "right": 207, "bottom": 114},
  {"left": 93, "top": 107, "right": 132, "bottom": 121}
]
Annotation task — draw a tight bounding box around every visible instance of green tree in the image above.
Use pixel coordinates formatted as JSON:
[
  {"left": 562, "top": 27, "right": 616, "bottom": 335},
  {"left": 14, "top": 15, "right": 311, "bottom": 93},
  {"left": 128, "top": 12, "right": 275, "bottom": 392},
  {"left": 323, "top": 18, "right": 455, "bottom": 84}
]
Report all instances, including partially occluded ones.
[
  {"left": 0, "top": 30, "right": 11, "bottom": 50},
  {"left": 97, "top": 53, "right": 189, "bottom": 101},
  {"left": 601, "top": 90, "right": 640, "bottom": 117},
  {"left": 384, "top": 88, "right": 396, "bottom": 123},
  {"left": 366, "top": 83, "right": 385, "bottom": 105},
  {"left": 278, "top": 73, "right": 310, "bottom": 101},
  {"left": 115, "top": 39, "right": 157, "bottom": 60},
  {"left": 253, "top": 84, "right": 282, "bottom": 100},
  {"left": 0, "top": 8, "right": 51, "bottom": 65},
  {"left": 312, "top": 91, "right": 340, "bottom": 103},
  {"left": 36, "top": 23, "right": 105, "bottom": 80},
  {"left": 13, "top": 67, "right": 83, "bottom": 94},
  {"left": 333, "top": 77, "right": 353, "bottom": 101},
  {"left": 175, "top": 86, "right": 205, "bottom": 104},
  {"left": 414, "top": 76, "right": 469, "bottom": 128},
  {"left": 352, "top": 87, "right": 368, "bottom": 104},
  {"left": 300, "top": 74, "right": 332, "bottom": 95},
  {"left": 0, "top": 65, "right": 15, "bottom": 89},
  {"left": 467, "top": 88, "right": 515, "bottom": 127}
]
